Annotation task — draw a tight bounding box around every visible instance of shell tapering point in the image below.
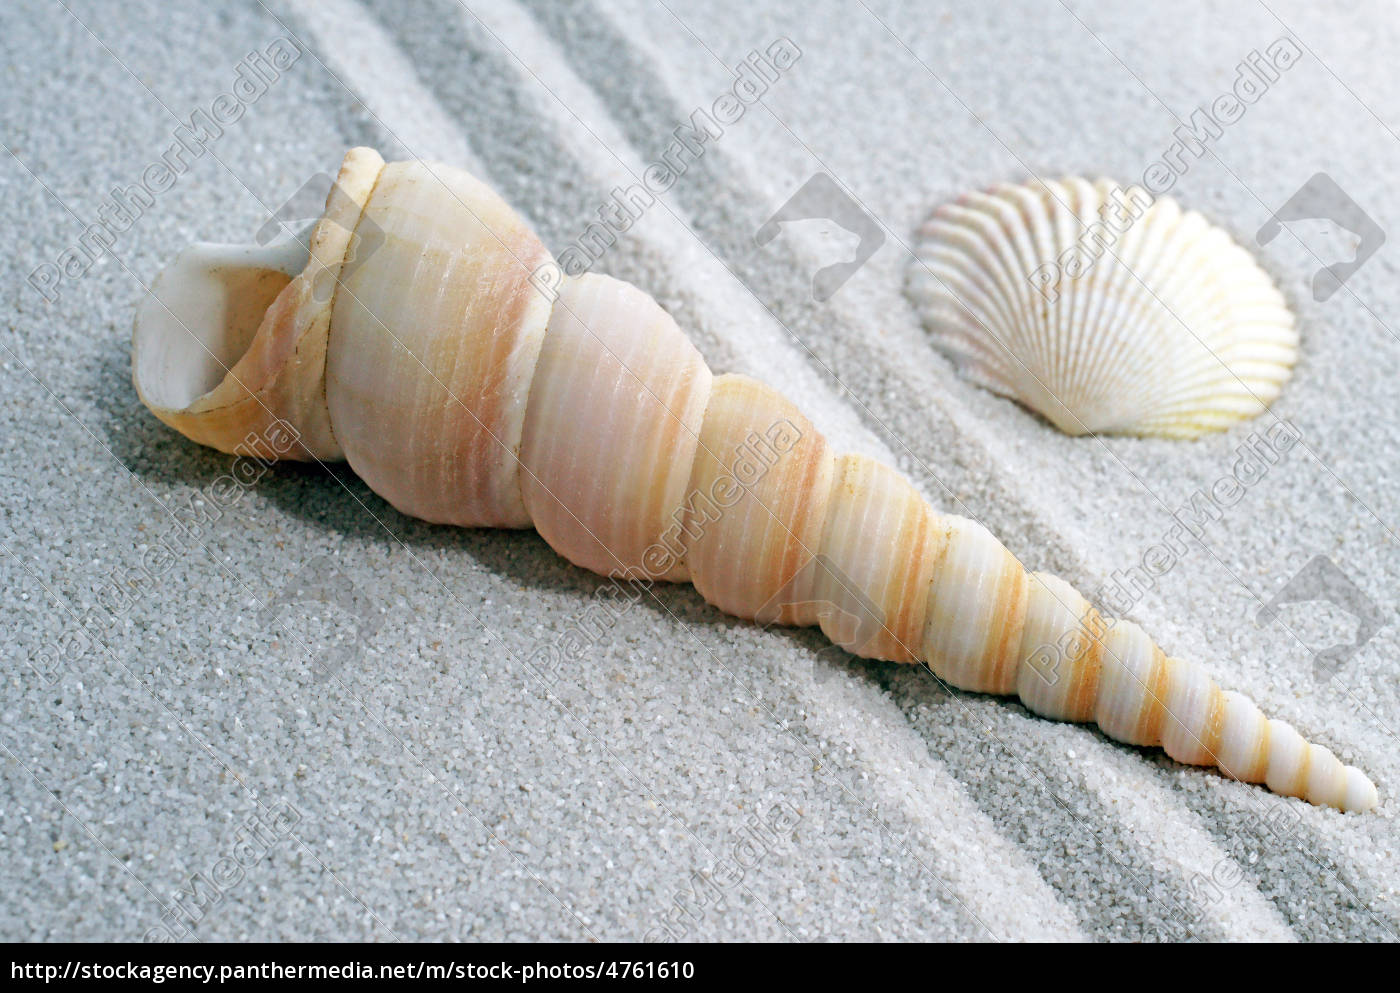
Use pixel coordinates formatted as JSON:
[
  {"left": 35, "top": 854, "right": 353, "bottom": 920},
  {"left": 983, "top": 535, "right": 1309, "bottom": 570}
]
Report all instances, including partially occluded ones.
[{"left": 132, "top": 149, "right": 1376, "bottom": 814}]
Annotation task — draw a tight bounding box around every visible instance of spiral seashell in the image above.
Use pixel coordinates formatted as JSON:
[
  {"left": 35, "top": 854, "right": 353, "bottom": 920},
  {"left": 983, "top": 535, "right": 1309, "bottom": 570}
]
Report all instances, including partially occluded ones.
[
  {"left": 905, "top": 177, "right": 1299, "bottom": 439},
  {"left": 132, "top": 150, "right": 1374, "bottom": 813}
]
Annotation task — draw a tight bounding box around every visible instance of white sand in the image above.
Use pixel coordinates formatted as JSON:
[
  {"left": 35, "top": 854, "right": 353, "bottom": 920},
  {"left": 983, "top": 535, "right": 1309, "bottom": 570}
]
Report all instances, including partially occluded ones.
[{"left": 1, "top": 0, "right": 1395, "bottom": 941}]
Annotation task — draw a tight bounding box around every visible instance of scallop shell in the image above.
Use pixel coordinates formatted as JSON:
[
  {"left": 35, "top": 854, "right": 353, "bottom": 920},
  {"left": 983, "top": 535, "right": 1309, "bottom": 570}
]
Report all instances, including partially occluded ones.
[{"left": 905, "top": 178, "right": 1299, "bottom": 439}]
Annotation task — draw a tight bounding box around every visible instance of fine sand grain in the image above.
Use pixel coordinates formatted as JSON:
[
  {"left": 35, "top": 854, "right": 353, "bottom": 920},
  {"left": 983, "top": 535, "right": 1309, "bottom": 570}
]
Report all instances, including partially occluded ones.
[{"left": 1, "top": 0, "right": 1396, "bottom": 941}]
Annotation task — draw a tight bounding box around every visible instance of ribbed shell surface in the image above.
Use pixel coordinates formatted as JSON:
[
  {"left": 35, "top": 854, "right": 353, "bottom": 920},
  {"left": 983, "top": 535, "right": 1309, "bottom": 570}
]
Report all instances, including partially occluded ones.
[
  {"left": 907, "top": 178, "right": 1299, "bottom": 438},
  {"left": 518, "top": 274, "right": 713, "bottom": 581},
  {"left": 326, "top": 159, "right": 555, "bottom": 527},
  {"left": 683, "top": 374, "right": 834, "bottom": 623}
]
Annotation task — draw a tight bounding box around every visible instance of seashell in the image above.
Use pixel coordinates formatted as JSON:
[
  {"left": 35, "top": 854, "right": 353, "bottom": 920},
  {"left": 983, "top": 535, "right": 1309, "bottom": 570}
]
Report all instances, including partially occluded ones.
[
  {"left": 905, "top": 178, "right": 1299, "bottom": 439},
  {"left": 132, "top": 150, "right": 1374, "bottom": 813}
]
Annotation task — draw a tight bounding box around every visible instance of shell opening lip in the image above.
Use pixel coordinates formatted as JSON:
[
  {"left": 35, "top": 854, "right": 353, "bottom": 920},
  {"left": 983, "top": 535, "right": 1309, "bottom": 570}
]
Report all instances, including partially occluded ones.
[{"left": 132, "top": 226, "right": 312, "bottom": 413}]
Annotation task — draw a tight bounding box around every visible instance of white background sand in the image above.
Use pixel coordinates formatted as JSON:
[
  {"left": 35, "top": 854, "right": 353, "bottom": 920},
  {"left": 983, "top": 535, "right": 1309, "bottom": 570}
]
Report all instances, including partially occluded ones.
[{"left": 2, "top": 0, "right": 1396, "bottom": 941}]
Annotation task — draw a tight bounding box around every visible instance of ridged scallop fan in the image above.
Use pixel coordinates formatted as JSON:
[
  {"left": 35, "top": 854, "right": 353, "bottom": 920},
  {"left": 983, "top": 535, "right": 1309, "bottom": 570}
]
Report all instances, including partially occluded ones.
[{"left": 906, "top": 178, "right": 1299, "bottom": 439}]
